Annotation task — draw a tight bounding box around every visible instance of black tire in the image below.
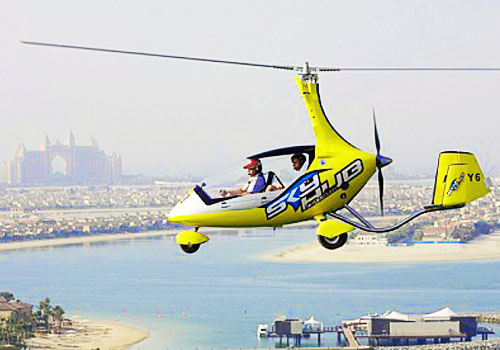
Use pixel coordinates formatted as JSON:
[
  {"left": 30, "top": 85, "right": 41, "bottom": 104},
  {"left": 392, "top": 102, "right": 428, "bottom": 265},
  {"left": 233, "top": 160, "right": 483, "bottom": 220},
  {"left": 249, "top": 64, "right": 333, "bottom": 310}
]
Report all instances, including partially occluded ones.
[
  {"left": 318, "top": 233, "right": 348, "bottom": 250},
  {"left": 180, "top": 244, "right": 200, "bottom": 254}
]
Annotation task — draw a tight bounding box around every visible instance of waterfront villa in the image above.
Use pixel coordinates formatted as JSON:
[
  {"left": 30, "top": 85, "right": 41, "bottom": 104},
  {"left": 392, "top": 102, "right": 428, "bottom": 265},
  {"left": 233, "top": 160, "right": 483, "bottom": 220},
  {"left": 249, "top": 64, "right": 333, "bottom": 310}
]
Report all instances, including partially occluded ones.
[{"left": 0, "top": 297, "right": 33, "bottom": 321}]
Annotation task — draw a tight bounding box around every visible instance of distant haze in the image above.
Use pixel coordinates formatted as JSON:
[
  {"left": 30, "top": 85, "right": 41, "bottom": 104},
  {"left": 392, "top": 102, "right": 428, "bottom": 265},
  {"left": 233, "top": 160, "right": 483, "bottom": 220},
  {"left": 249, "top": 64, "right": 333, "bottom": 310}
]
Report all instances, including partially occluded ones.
[{"left": 2, "top": 1, "right": 499, "bottom": 178}]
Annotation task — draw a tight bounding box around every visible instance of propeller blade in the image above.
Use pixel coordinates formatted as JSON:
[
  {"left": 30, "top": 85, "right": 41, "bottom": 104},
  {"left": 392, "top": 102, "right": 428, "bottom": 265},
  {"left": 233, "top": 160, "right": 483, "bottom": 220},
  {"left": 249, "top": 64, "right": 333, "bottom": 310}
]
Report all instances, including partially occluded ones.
[
  {"left": 373, "top": 109, "right": 381, "bottom": 155},
  {"left": 373, "top": 109, "right": 388, "bottom": 216},
  {"left": 378, "top": 168, "right": 384, "bottom": 216}
]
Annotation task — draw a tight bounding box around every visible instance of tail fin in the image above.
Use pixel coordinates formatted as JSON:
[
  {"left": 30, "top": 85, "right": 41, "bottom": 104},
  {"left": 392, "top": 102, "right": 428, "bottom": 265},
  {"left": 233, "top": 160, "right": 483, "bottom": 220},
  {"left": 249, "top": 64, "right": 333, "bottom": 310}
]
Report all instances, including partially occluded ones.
[{"left": 432, "top": 151, "right": 490, "bottom": 207}]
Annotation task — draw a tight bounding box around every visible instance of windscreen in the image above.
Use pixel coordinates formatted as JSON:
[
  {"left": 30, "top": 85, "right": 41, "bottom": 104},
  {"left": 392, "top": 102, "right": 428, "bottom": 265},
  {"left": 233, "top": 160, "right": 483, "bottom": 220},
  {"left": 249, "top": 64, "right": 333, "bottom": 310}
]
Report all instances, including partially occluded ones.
[{"left": 199, "top": 155, "right": 307, "bottom": 199}]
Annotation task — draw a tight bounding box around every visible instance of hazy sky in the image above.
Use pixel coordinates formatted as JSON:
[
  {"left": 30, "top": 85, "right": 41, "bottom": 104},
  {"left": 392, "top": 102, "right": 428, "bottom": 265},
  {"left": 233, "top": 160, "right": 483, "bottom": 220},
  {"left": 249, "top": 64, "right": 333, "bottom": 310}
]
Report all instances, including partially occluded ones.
[{"left": 2, "top": 1, "right": 500, "bottom": 177}]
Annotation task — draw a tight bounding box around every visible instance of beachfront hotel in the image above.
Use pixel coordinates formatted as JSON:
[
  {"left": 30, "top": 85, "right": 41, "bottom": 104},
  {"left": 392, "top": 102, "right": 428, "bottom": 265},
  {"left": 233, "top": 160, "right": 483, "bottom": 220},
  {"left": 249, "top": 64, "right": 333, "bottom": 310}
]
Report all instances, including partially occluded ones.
[{"left": 1, "top": 133, "right": 121, "bottom": 185}]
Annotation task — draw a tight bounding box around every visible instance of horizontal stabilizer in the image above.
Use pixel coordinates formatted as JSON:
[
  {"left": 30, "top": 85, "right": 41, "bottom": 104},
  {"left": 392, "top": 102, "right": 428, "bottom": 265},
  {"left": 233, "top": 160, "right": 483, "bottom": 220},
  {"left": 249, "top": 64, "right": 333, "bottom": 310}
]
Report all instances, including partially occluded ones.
[{"left": 432, "top": 151, "right": 490, "bottom": 207}]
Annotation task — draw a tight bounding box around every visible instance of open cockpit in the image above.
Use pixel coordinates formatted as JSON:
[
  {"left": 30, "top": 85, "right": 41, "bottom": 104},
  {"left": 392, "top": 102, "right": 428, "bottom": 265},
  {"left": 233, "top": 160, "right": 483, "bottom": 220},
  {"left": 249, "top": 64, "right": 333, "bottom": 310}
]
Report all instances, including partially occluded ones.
[
  {"left": 168, "top": 145, "right": 315, "bottom": 223},
  {"left": 198, "top": 145, "right": 315, "bottom": 202}
]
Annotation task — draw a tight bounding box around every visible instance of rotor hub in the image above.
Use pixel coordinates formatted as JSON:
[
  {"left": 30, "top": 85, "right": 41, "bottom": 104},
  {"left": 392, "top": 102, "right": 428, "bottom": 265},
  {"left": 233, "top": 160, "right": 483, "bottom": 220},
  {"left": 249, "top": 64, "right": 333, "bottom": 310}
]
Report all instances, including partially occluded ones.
[{"left": 298, "top": 62, "right": 319, "bottom": 82}]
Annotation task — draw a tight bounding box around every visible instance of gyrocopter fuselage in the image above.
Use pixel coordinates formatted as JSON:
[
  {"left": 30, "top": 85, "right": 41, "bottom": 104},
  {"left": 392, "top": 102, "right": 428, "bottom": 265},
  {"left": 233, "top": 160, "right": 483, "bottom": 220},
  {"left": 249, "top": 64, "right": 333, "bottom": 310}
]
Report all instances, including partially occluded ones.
[
  {"left": 21, "top": 41, "right": 493, "bottom": 254},
  {"left": 167, "top": 72, "right": 490, "bottom": 253}
]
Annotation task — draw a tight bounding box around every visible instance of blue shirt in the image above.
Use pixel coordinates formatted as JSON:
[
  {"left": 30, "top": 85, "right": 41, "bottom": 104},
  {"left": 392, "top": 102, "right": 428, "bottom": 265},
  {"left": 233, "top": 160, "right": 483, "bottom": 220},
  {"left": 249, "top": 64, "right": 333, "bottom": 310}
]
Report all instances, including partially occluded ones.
[{"left": 244, "top": 173, "right": 266, "bottom": 193}]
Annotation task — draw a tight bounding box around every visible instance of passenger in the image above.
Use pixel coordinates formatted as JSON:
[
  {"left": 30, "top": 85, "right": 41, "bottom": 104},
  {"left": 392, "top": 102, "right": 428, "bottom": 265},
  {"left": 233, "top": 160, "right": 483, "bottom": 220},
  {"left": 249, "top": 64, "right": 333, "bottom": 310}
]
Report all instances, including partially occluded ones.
[
  {"left": 266, "top": 153, "right": 307, "bottom": 192},
  {"left": 220, "top": 159, "right": 266, "bottom": 197},
  {"left": 291, "top": 153, "right": 306, "bottom": 172}
]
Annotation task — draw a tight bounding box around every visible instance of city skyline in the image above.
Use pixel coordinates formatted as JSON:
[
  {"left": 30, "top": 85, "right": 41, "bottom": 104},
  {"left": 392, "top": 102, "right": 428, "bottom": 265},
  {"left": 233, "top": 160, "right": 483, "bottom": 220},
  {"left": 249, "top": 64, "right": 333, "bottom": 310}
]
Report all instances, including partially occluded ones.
[{"left": 4, "top": 131, "right": 497, "bottom": 180}]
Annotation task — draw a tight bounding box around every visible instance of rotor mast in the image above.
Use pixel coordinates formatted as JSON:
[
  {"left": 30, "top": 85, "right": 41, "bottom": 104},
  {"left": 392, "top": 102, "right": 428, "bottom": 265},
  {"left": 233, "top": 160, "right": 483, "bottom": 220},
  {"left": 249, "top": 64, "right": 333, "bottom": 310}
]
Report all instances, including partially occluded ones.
[{"left": 298, "top": 62, "right": 319, "bottom": 83}]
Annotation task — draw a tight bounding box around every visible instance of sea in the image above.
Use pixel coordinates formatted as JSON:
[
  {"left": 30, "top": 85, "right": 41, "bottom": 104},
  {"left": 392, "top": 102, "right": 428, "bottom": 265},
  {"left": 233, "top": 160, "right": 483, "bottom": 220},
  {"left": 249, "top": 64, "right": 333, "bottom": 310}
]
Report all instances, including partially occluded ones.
[{"left": 1, "top": 228, "right": 499, "bottom": 350}]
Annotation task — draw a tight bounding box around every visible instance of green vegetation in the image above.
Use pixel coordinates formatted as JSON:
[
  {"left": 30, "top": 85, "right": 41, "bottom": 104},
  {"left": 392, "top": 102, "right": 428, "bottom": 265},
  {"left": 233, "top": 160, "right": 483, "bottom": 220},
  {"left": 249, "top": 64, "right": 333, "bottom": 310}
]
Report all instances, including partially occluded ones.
[
  {"left": 386, "top": 230, "right": 408, "bottom": 244},
  {"left": 452, "top": 220, "right": 498, "bottom": 241},
  {"left": 0, "top": 312, "right": 31, "bottom": 348},
  {"left": 0, "top": 293, "right": 65, "bottom": 348},
  {"left": 386, "top": 220, "right": 428, "bottom": 244},
  {"left": 384, "top": 218, "right": 497, "bottom": 244},
  {"left": 413, "top": 229, "right": 424, "bottom": 241},
  {"left": 0, "top": 293, "right": 14, "bottom": 303}
]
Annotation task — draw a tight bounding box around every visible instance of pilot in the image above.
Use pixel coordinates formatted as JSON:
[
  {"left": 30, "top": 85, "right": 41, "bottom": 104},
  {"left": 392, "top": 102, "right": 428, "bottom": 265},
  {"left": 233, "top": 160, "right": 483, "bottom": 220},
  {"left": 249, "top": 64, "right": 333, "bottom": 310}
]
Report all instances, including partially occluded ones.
[{"left": 220, "top": 159, "right": 266, "bottom": 197}]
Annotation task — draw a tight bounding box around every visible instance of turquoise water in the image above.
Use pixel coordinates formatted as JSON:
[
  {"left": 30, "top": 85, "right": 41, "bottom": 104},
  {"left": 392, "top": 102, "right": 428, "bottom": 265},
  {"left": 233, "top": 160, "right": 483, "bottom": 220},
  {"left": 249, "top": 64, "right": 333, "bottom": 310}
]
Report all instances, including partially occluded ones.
[{"left": 1, "top": 228, "right": 499, "bottom": 349}]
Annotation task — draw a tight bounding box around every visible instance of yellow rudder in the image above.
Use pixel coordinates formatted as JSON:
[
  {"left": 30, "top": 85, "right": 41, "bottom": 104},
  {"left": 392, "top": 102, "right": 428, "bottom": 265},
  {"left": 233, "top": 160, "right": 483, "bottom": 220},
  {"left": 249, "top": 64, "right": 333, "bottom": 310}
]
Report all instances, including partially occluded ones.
[{"left": 432, "top": 151, "right": 490, "bottom": 207}]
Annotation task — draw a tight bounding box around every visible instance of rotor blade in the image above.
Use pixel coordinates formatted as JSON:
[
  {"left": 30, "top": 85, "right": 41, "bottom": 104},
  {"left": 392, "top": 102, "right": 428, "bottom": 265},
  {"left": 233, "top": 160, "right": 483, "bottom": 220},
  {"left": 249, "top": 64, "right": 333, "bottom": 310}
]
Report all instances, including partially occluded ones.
[
  {"left": 318, "top": 67, "right": 500, "bottom": 72},
  {"left": 373, "top": 109, "right": 381, "bottom": 155},
  {"left": 378, "top": 169, "right": 384, "bottom": 217},
  {"left": 20, "top": 41, "right": 296, "bottom": 71},
  {"left": 22, "top": 41, "right": 500, "bottom": 73}
]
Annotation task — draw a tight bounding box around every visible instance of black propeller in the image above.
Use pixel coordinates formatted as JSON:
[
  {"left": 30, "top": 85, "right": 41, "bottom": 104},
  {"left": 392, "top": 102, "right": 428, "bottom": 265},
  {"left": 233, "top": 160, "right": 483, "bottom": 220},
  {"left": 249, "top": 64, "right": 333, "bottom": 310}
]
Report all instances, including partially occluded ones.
[{"left": 373, "top": 110, "right": 392, "bottom": 216}]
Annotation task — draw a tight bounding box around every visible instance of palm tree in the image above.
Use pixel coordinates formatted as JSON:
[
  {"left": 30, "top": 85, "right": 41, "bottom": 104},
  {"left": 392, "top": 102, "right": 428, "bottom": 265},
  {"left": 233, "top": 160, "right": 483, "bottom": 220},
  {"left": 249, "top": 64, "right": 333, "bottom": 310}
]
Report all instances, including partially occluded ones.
[
  {"left": 12, "top": 314, "right": 23, "bottom": 346},
  {"left": 0, "top": 311, "right": 33, "bottom": 347},
  {"left": 51, "top": 305, "right": 65, "bottom": 332},
  {"left": 0, "top": 292, "right": 14, "bottom": 302},
  {"left": 5, "top": 313, "right": 19, "bottom": 345},
  {"left": 37, "top": 297, "right": 52, "bottom": 332},
  {"left": 18, "top": 313, "right": 33, "bottom": 347},
  {"left": 0, "top": 321, "right": 5, "bottom": 344}
]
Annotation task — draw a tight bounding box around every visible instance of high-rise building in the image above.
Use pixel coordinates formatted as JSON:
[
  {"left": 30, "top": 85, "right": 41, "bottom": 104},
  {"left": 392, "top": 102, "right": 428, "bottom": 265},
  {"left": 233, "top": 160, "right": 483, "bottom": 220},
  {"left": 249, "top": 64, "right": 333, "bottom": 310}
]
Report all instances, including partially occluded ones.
[{"left": 3, "top": 132, "right": 121, "bottom": 185}]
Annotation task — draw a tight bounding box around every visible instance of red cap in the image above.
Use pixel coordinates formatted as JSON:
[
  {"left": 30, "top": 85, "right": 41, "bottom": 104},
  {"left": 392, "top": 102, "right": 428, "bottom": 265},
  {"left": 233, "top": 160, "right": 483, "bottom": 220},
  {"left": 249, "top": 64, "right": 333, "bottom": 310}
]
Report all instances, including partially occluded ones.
[{"left": 243, "top": 159, "right": 260, "bottom": 169}]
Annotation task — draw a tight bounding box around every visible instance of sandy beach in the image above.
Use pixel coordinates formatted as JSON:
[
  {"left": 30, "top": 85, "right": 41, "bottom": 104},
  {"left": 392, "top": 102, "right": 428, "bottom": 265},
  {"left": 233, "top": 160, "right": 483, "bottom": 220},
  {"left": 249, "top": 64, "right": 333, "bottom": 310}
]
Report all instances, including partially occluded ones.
[
  {"left": 0, "top": 230, "right": 177, "bottom": 252},
  {"left": 25, "top": 318, "right": 149, "bottom": 350},
  {"left": 264, "top": 230, "right": 500, "bottom": 263}
]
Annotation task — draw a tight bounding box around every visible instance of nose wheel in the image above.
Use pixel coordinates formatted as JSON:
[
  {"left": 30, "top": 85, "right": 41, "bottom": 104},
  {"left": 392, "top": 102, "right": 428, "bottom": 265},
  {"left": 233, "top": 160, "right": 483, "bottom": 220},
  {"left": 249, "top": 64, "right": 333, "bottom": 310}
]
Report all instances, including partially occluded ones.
[
  {"left": 176, "top": 230, "right": 209, "bottom": 254},
  {"left": 180, "top": 244, "right": 200, "bottom": 254}
]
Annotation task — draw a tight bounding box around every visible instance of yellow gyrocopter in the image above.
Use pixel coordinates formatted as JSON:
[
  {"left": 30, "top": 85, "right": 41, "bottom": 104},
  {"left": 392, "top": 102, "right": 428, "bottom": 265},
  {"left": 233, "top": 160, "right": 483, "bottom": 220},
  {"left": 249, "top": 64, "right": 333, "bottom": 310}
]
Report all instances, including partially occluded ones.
[{"left": 23, "top": 41, "right": 494, "bottom": 254}]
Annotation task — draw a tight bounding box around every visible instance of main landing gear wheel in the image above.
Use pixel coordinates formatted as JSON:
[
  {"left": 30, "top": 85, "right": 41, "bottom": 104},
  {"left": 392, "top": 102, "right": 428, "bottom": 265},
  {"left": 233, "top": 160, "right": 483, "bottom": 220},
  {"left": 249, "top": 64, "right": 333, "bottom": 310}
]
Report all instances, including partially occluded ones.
[
  {"left": 318, "top": 233, "right": 348, "bottom": 250},
  {"left": 180, "top": 244, "right": 200, "bottom": 254}
]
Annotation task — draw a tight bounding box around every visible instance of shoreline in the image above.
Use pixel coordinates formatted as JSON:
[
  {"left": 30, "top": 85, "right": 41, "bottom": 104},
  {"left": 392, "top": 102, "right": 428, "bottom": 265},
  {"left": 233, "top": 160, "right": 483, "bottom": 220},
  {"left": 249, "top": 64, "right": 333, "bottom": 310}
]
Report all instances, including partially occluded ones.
[
  {"left": 25, "top": 317, "right": 149, "bottom": 350},
  {"left": 0, "top": 221, "right": 320, "bottom": 253},
  {"left": 264, "top": 230, "right": 500, "bottom": 263},
  {"left": 3, "top": 220, "right": 500, "bottom": 264},
  {"left": 0, "top": 230, "right": 177, "bottom": 252}
]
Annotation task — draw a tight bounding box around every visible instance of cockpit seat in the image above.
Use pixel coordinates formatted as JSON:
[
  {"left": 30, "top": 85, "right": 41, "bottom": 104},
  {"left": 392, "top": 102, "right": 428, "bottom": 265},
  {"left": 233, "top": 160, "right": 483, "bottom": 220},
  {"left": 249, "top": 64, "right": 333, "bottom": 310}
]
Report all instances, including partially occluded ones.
[{"left": 264, "top": 171, "right": 284, "bottom": 191}]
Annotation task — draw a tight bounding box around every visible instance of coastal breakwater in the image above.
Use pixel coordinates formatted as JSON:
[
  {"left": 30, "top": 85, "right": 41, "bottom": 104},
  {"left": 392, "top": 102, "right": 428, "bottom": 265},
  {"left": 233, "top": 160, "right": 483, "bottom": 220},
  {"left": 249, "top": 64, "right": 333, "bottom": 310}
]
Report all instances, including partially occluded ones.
[
  {"left": 474, "top": 313, "right": 500, "bottom": 324},
  {"left": 377, "top": 313, "right": 500, "bottom": 350},
  {"left": 379, "top": 339, "right": 500, "bottom": 350}
]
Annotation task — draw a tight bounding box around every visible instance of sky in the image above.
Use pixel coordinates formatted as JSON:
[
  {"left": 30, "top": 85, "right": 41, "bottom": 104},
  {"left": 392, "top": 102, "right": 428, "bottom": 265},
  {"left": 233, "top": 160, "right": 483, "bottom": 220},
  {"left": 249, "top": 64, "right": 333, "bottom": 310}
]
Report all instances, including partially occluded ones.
[{"left": 2, "top": 0, "right": 500, "bottom": 178}]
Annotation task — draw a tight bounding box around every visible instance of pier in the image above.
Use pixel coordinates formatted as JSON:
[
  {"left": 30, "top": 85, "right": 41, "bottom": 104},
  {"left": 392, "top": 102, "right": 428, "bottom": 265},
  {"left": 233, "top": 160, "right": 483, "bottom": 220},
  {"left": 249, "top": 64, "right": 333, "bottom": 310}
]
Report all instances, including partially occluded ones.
[
  {"left": 259, "top": 318, "right": 372, "bottom": 348},
  {"left": 265, "top": 326, "right": 339, "bottom": 346},
  {"left": 258, "top": 308, "right": 498, "bottom": 348},
  {"left": 259, "top": 317, "right": 341, "bottom": 347},
  {"left": 342, "top": 324, "right": 360, "bottom": 348}
]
